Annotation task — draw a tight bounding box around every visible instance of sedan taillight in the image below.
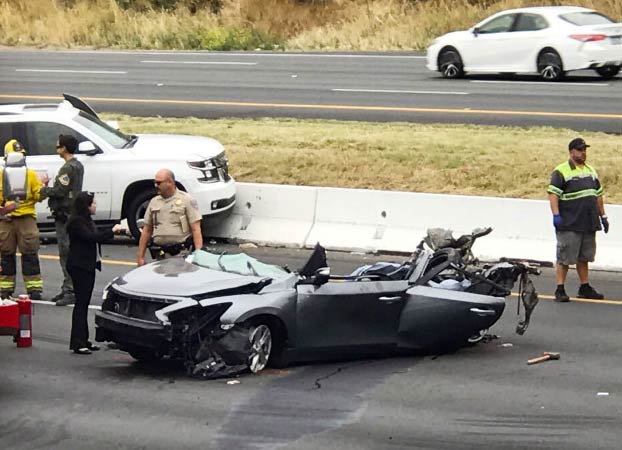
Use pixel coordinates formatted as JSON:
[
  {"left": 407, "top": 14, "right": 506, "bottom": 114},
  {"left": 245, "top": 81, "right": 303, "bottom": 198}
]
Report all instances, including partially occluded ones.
[{"left": 569, "top": 34, "right": 607, "bottom": 42}]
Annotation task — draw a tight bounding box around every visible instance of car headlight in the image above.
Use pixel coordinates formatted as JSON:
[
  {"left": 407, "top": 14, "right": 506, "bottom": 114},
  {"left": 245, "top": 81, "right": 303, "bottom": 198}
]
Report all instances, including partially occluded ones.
[{"left": 101, "top": 278, "right": 117, "bottom": 301}]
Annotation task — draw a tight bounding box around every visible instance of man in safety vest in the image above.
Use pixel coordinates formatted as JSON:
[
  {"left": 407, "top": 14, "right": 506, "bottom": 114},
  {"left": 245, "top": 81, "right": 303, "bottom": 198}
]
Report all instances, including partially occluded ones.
[
  {"left": 0, "top": 139, "right": 44, "bottom": 300},
  {"left": 548, "top": 137, "right": 608, "bottom": 303}
]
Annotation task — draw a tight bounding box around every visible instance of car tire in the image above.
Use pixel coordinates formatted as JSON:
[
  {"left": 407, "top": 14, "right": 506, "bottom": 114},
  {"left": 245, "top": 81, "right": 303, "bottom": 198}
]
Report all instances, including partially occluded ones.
[
  {"left": 127, "top": 347, "right": 162, "bottom": 363},
  {"left": 595, "top": 66, "right": 621, "bottom": 80},
  {"left": 438, "top": 49, "right": 464, "bottom": 79},
  {"left": 537, "top": 50, "right": 564, "bottom": 81},
  {"left": 126, "top": 189, "right": 155, "bottom": 242},
  {"left": 247, "top": 323, "right": 273, "bottom": 374}
]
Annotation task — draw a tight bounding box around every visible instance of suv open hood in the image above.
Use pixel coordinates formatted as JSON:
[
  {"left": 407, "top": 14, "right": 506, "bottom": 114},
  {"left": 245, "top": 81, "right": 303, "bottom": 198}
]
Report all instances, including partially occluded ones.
[{"left": 130, "top": 134, "right": 224, "bottom": 161}]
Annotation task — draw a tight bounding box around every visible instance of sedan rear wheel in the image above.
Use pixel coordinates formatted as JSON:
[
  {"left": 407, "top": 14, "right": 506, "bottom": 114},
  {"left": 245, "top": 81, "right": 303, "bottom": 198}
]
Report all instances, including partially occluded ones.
[
  {"left": 595, "top": 66, "right": 621, "bottom": 80},
  {"left": 438, "top": 49, "right": 464, "bottom": 79},
  {"left": 537, "top": 50, "right": 564, "bottom": 81},
  {"left": 248, "top": 324, "right": 272, "bottom": 374}
]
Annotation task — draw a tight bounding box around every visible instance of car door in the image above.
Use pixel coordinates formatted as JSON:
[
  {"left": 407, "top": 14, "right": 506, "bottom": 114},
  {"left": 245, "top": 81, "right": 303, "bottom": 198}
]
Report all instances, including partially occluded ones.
[
  {"left": 460, "top": 13, "right": 518, "bottom": 72},
  {"left": 509, "top": 13, "right": 550, "bottom": 71},
  {"left": 295, "top": 279, "right": 409, "bottom": 352},
  {"left": 20, "top": 120, "right": 112, "bottom": 223},
  {"left": 396, "top": 285, "right": 505, "bottom": 350}
]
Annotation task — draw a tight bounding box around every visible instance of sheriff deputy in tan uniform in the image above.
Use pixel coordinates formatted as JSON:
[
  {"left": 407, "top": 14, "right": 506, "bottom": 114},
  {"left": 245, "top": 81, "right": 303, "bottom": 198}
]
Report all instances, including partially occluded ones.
[{"left": 137, "top": 169, "right": 203, "bottom": 266}]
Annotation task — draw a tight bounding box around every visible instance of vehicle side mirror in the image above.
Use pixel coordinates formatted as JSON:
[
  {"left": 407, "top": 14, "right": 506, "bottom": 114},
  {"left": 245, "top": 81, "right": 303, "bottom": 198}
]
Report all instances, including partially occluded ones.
[
  {"left": 313, "top": 267, "right": 330, "bottom": 286},
  {"left": 473, "top": 27, "right": 479, "bottom": 36},
  {"left": 78, "top": 140, "right": 103, "bottom": 156}
]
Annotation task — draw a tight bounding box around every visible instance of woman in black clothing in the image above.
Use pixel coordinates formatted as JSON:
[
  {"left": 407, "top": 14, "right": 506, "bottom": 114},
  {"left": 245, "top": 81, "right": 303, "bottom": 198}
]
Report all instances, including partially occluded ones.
[{"left": 66, "top": 191, "right": 113, "bottom": 355}]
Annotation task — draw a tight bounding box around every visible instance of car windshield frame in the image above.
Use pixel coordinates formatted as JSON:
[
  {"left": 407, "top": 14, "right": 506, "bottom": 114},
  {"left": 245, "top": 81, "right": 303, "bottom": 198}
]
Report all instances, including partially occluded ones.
[
  {"left": 559, "top": 11, "right": 615, "bottom": 26},
  {"left": 477, "top": 13, "right": 517, "bottom": 34},
  {"left": 74, "top": 111, "right": 131, "bottom": 149},
  {"left": 189, "top": 250, "right": 291, "bottom": 280}
]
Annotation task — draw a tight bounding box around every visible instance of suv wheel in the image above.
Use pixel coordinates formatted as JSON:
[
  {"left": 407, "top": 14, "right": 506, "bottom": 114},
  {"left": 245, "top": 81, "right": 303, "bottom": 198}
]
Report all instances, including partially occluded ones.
[{"left": 127, "top": 190, "right": 155, "bottom": 242}]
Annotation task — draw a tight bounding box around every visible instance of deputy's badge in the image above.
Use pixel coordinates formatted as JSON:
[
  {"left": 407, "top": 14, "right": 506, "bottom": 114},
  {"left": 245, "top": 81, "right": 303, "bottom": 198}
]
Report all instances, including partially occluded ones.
[
  {"left": 175, "top": 199, "right": 182, "bottom": 206},
  {"left": 190, "top": 199, "right": 199, "bottom": 210},
  {"left": 59, "top": 174, "right": 70, "bottom": 186}
]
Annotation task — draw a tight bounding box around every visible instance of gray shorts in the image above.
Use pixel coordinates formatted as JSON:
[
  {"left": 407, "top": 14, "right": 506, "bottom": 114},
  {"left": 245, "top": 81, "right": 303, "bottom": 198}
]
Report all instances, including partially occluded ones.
[{"left": 556, "top": 231, "right": 596, "bottom": 265}]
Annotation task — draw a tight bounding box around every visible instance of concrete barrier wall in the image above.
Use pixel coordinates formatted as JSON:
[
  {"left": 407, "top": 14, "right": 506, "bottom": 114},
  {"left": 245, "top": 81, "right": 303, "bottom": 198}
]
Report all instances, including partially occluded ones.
[{"left": 210, "top": 182, "right": 622, "bottom": 270}]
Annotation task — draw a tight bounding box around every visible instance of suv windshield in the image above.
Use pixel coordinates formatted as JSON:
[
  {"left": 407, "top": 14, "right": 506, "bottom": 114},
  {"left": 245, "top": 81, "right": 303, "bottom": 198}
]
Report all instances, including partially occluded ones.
[
  {"left": 190, "top": 250, "right": 290, "bottom": 280},
  {"left": 74, "top": 111, "right": 130, "bottom": 148},
  {"left": 559, "top": 12, "right": 615, "bottom": 26}
]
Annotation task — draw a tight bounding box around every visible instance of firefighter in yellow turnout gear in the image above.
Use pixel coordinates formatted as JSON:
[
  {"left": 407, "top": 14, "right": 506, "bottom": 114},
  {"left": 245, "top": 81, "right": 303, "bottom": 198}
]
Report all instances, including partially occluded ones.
[{"left": 0, "top": 140, "right": 44, "bottom": 300}]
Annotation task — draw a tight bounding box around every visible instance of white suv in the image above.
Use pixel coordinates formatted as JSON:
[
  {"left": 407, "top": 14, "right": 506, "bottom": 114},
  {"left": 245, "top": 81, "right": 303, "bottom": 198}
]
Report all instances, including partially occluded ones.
[{"left": 0, "top": 94, "right": 236, "bottom": 240}]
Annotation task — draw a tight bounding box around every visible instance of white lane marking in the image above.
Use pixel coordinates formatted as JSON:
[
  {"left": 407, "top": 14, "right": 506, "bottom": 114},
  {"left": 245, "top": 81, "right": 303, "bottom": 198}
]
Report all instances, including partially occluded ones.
[
  {"left": 141, "top": 60, "right": 257, "bottom": 65},
  {"left": 470, "top": 80, "right": 609, "bottom": 87},
  {"left": 32, "top": 299, "right": 102, "bottom": 310},
  {"left": 332, "top": 88, "right": 468, "bottom": 95},
  {"left": 15, "top": 69, "right": 127, "bottom": 74},
  {"left": 47, "top": 50, "right": 426, "bottom": 59}
]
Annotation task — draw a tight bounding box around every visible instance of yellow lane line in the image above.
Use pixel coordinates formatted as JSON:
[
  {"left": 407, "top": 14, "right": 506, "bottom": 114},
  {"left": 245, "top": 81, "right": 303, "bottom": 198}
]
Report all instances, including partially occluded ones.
[
  {"left": 512, "top": 292, "right": 622, "bottom": 305},
  {"left": 38, "top": 253, "right": 622, "bottom": 304},
  {"left": 38, "top": 253, "right": 136, "bottom": 267},
  {"left": 2, "top": 93, "right": 622, "bottom": 120}
]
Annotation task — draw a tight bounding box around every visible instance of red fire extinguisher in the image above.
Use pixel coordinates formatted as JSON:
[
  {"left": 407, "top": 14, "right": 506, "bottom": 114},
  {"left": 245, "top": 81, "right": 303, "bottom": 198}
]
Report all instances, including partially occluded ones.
[{"left": 16, "top": 294, "right": 32, "bottom": 348}]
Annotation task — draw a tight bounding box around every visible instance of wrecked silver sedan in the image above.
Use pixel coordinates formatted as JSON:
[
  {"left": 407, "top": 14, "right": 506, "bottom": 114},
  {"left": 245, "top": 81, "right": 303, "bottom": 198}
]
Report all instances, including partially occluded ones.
[{"left": 95, "top": 228, "right": 539, "bottom": 379}]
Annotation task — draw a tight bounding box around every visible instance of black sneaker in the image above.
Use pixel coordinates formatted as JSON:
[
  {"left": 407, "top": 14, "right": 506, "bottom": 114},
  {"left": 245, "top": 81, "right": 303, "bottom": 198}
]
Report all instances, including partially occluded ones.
[
  {"left": 554, "top": 286, "right": 570, "bottom": 303},
  {"left": 28, "top": 291, "right": 42, "bottom": 300},
  {"left": 51, "top": 291, "right": 65, "bottom": 302},
  {"left": 577, "top": 284, "right": 604, "bottom": 300},
  {"left": 55, "top": 294, "right": 76, "bottom": 306}
]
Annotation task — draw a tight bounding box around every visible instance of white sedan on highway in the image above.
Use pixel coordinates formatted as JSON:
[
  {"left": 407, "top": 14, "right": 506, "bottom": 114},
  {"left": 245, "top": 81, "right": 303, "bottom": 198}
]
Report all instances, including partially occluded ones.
[{"left": 426, "top": 6, "right": 622, "bottom": 81}]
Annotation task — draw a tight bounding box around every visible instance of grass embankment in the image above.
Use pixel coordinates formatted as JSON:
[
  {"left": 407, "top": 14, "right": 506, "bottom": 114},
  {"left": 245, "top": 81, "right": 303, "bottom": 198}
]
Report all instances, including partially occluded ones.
[
  {"left": 2, "top": 0, "right": 622, "bottom": 51},
  {"left": 104, "top": 115, "right": 622, "bottom": 203}
]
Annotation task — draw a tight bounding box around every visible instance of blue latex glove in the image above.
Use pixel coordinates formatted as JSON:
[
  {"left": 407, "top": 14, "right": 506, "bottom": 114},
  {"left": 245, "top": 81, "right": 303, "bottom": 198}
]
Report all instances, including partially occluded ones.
[
  {"left": 601, "top": 215, "right": 609, "bottom": 234},
  {"left": 553, "top": 214, "right": 562, "bottom": 229}
]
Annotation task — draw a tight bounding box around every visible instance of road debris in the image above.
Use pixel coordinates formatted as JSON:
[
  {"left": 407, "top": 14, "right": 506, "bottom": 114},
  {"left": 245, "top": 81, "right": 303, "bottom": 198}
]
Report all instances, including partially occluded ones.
[
  {"left": 527, "top": 351, "right": 560, "bottom": 365},
  {"left": 226, "top": 380, "right": 240, "bottom": 385},
  {"left": 597, "top": 392, "right": 610, "bottom": 396},
  {"left": 239, "top": 242, "right": 258, "bottom": 249}
]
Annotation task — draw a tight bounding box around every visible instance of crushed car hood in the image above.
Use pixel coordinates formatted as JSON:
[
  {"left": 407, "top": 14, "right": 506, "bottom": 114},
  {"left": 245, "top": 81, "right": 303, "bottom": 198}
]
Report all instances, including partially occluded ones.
[
  {"left": 130, "top": 134, "right": 224, "bottom": 160},
  {"left": 113, "top": 258, "right": 267, "bottom": 297}
]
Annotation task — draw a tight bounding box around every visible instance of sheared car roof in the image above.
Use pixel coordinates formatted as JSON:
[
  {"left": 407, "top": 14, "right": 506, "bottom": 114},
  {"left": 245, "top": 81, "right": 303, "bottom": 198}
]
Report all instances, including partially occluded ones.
[{"left": 190, "top": 250, "right": 291, "bottom": 280}]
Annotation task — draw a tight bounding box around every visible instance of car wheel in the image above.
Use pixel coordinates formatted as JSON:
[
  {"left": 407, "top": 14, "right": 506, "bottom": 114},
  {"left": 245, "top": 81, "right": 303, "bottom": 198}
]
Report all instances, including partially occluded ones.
[
  {"left": 595, "top": 66, "right": 621, "bottom": 80},
  {"left": 126, "top": 189, "right": 155, "bottom": 242},
  {"left": 438, "top": 49, "right": 464, "bottom": 79},
  {"left": 247, "top": 323, "right": 273, "bottom": 374},
  {"left": 466, "top": 328, "right": 489, "bottom": 344},
  {"left": 127, "top": 347, "right": 162, "bottom": 363},
  {"left": 537, "top": 50, "right": 564, "bottom": 81}
]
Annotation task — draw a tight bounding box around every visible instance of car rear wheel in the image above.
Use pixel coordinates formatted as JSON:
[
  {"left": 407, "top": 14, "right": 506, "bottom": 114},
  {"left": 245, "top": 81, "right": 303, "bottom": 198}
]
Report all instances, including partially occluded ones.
[
  {"left": 247, "top": 324, "right": 273, "bottom": 374},
  {"left": 537, "top": 50, "right": 564, "bottom": 81},
  {"left": 595, "top": 66, "right": 621, "bottom": 79},
  {"left": 467, "top": 328, "right": 489, "bottom": 344},
  {"left": 126, "top": 189, "right": 155, "bottom": 242},
  {"left": 438, "top": 49, "right": 464, "bottom": 79}
]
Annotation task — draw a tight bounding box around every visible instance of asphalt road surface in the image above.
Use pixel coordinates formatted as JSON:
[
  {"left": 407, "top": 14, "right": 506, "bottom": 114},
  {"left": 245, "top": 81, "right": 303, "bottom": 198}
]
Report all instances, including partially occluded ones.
[
  {"left": 1, "top": 49, "right": 622, "bottom": 132},
  {"left": 1, "top": 239, "right": 622, "bottom": 450}
]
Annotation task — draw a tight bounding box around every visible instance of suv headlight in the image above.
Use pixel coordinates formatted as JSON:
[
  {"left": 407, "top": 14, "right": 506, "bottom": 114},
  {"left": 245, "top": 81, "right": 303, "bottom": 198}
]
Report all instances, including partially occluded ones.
[{"left": 188, "top": 159, "right": 216, "bottom": 170}]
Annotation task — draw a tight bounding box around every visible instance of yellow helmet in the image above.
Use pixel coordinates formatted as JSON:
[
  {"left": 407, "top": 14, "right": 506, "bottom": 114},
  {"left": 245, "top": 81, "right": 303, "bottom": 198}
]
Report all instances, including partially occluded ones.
[{"left": 4, "top": 139, "right": 26, "bottom": 157}]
